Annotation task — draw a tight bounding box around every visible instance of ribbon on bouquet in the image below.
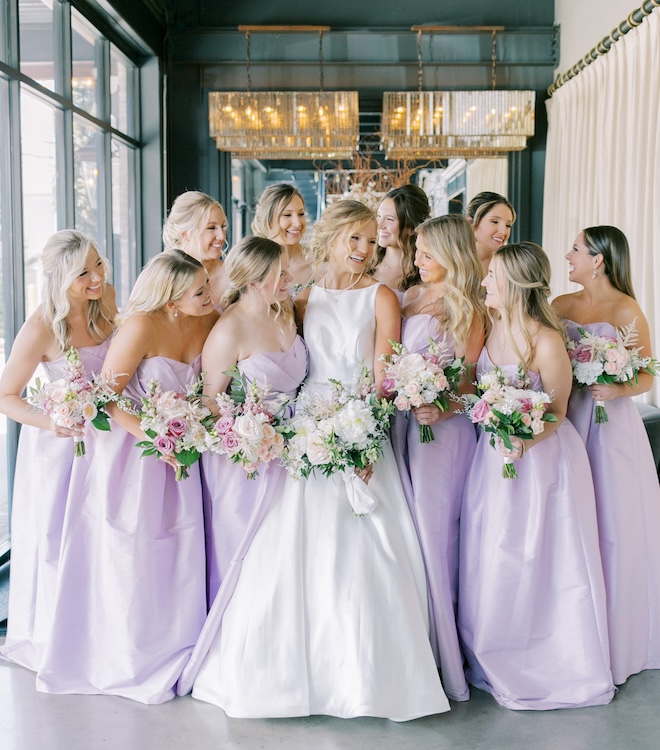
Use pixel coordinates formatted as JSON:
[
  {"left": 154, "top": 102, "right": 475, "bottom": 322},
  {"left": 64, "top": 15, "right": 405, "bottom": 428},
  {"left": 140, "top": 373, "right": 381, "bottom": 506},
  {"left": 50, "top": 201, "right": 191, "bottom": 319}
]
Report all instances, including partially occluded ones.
[{"left": 340, "top": 470, "right": 379, "bottom": 516}]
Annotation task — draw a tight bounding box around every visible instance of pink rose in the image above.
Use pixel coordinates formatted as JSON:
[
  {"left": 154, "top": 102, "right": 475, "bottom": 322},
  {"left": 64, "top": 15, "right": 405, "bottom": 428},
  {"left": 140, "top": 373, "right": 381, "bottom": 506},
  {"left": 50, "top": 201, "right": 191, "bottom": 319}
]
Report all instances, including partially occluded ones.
[
  {"left": 470, "top": 398, "right": 492, "bottom": 424},
  {"left": 570, "top": 344, "right": 592, "bottom": 363},
  {"left": 604, "top": 361, "right": 619, "bottom": 375},
  {"left": 153, "top": 435, "right": 176, "bottom": 455},
  {"left": 215, "top": 415, "right": 234, "bottom": 435},
  {"left": 380, "top": 377, "right": 395, "bottom": 396},
  {"left": 221, "top": 432, "right": 240, "bottom": 454},
  {"left": 394, "top": 395, "right": 410, "bottom": 411},
  {"left": 521, "top": 413, "right": 532, "bottom": 427},
  {"left": 167, "top": 417, "right": 188, "bottom": 438},
  {"left": 435, "top": 374, "right": 448, "bottom": 391},
  {"left": 405, "top": 382, "right": 420, "bottom": 396},
  {"left": 410, "top": 395, "right": 423, "bottom": 408},
  {"left": 520, "top": 398, "right": 533, "bottom": 412}
]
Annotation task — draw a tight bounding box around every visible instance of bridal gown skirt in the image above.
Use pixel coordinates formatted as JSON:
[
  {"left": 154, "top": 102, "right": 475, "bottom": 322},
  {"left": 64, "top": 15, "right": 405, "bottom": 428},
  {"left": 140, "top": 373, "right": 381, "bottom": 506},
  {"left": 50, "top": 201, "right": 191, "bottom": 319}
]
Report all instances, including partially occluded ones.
[{"left": 188, "top": 441, "right": 450, "bottom": 721}]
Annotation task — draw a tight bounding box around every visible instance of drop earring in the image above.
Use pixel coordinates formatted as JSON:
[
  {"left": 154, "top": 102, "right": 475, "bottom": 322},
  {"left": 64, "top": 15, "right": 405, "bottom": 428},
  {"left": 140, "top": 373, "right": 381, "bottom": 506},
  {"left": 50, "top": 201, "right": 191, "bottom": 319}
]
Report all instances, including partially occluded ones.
[
  {"left": 591, "top": 268, "right": 597, "bottom": 280},
  {"left": 174, "top": 307, "right": 178, "bottom": 317}
]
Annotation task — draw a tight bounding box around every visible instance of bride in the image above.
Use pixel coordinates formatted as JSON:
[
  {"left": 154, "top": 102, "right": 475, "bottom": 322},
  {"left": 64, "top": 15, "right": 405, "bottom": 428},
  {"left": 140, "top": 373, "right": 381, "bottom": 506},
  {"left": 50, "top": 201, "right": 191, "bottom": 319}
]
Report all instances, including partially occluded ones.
[{"left": 179, "top": 199, "right": 449, "bottom": 721}]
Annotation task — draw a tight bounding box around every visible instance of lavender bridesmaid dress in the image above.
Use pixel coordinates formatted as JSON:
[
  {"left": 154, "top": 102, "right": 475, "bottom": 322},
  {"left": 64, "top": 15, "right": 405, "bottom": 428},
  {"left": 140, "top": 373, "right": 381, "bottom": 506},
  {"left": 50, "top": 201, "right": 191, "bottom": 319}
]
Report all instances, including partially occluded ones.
[
  {"left": 0, "top": 341, "right": 111, "bottom": 672},
  {"left": 565, "top": 319, "right": 660, "bottom": 685},
  {"left": 458, "top": 348, "right": 615, "bottom": 710},
  {"left": 35, "top": 356, "right": 207, "bottom": 704},
  {"left": 391, "top": 314, "right": 473, "bottom": 702},
  {"left": 202, "top": 336, "right": 308, "bottom": 605}
]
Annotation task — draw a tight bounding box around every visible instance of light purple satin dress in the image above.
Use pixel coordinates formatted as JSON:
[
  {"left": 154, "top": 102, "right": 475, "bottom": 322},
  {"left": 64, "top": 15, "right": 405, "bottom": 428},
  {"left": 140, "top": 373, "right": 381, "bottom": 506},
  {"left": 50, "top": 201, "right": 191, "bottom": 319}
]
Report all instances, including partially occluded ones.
[
  {"left": 458, "top": 347, "right": 615, "bottom": 710},
  {"left": 202, "top": 336, "right": 308, "bottom": 605},
  {"left": 0, "top": 341, "right": 111, "bottom": 672},
  {"left": 566, "top": 319, "right": 660, "bottom": 685},
  {"left": 35, "top": 356, "right": 207, "bottom": 704},
  {"left": 391, "top": 314, "right": 474, "bottom": 702}
]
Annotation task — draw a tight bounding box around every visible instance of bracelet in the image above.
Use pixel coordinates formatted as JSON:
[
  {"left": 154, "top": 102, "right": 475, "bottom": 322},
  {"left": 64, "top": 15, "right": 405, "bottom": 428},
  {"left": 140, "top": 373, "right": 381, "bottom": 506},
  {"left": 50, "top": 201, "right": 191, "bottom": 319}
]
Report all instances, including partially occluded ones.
[{"left": 519, "top": 441, "right": 526, "bottom": 458}]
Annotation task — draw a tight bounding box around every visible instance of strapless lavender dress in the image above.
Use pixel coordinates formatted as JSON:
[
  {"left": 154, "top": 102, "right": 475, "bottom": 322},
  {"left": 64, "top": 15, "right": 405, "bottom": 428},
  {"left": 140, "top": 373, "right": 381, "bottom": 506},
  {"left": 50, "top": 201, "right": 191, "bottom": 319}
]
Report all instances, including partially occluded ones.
[
  {"left": 202, "top": 336, "right": 308, "bottom": 605},
  {"left": 566, "top": 319, "right": 660, "bottom": 685},
  {"left": 35, "top": 356, "right": 207, "bottom": 704},
  {"left": 0, "top": 340, "right": 111, "bottom": 672},
  {"left": 458, "top": 348, "right": 615, "bottom": 710},
  {"left": 391, "top": 314, "right": 474, "bottom": 702}
]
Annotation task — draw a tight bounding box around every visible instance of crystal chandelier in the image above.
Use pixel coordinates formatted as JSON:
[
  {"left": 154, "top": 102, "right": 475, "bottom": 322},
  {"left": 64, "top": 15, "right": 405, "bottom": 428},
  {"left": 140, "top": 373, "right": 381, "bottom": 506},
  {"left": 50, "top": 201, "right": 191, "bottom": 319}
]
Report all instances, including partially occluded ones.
[
  {"left": 381, "top": 28, "right": 536, "bottom": 160},
  {"left": 209, "top": 28, "right": 359, "bottom": 160}
]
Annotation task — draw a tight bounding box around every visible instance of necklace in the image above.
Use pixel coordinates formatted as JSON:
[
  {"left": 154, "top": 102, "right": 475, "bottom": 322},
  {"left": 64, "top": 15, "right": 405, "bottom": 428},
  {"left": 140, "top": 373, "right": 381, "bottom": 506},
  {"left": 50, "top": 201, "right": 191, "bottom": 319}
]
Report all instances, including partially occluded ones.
[{"left": 320, "top": 272, "right": 364, "bottom": 294}]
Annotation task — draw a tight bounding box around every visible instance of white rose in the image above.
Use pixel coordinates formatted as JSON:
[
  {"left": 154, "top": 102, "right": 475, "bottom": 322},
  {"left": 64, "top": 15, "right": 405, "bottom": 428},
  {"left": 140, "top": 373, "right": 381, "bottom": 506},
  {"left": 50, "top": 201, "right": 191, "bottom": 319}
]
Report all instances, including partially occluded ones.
[
  {"left": 232, "top": 412, "right": 265, "bottom": 442},
  {"left": 307, "top": 434, "right": 333, "bottom": 465}
]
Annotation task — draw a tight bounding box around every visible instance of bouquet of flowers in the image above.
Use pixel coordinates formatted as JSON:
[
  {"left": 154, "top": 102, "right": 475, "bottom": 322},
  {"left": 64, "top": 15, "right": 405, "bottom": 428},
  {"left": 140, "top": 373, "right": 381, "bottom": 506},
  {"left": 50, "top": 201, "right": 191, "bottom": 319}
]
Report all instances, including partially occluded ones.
[
  {"left": 381, "top": 337, "right": 465, "bottom": 443},
  {"left": 210, "top": 367, "right": 290, "bottom": 479},
  {"left": 567, "top": 320, "right": 659, "bottom": 423},
  {"left": 281, "top": 368, "right": 395, "bottom": 514},
  {"left": 28, "top": 346, "right": 119, "bottom": 457},
  {"left": 462, "top": 365, "right": 557, "bottom": 479},
  {"left": 133, "top": 375, "right": 216, "bottom": 480}
]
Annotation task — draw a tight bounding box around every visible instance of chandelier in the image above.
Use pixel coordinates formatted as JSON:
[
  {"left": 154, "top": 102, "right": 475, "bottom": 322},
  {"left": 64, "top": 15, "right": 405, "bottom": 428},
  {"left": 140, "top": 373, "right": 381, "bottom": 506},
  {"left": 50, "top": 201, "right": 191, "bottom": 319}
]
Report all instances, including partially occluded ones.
[
  {"left": 381, "top": 27, "right": 536, "bottom": 160},
  {"left": 209, "top": 27, "right": 359, "bottom": 160}
]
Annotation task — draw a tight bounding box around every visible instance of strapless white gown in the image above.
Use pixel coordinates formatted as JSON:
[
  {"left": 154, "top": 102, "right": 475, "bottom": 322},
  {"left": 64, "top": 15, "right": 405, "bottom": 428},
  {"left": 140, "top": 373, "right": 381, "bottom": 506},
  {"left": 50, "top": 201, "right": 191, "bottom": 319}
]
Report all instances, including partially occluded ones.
[{"left": 187, "top": 283, "right": 449, "bottom": 720}]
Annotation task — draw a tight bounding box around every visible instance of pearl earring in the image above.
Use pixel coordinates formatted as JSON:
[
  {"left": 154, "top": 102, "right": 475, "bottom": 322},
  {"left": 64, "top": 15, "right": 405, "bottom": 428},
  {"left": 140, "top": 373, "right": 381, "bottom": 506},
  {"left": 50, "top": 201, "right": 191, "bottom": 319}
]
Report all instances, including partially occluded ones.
[
  {"left": 591, "top": 268, "right": 597, "bottom": 280},
  {"left": 174, "top": 307, "right": 178, "bottom": 317}
]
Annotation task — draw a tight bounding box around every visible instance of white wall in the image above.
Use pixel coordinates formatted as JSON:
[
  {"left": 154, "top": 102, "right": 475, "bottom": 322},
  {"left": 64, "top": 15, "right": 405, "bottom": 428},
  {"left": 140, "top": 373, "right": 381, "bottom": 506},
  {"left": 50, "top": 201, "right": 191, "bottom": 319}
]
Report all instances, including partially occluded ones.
[{"left": 555, "top": 0, "right": 641, "bottom": 73}]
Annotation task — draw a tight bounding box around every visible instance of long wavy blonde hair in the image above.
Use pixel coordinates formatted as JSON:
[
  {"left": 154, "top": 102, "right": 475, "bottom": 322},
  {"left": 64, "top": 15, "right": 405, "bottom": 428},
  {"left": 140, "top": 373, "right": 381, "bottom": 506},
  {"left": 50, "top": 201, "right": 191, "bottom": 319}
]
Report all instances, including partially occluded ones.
[
  {"left": 162, "top": 191, "right": 226, "bottom": 259},
  {"left": 221, "top": 236, "right": 294, "bottom": 325},
  {"left": 491, "top": 242, "right": 564, "bottom": 367},
  {"left": 118, "top": 251, "right": 204, "bottom": 322},
  {"left": 40, "top": 230, "right": 114, "bottom": 352},
  {"left": 308, "top": 199, "right": 376, "bottom": 270},
  {"left": 416, "top": 215, "right": 487, "bottom": 351}
]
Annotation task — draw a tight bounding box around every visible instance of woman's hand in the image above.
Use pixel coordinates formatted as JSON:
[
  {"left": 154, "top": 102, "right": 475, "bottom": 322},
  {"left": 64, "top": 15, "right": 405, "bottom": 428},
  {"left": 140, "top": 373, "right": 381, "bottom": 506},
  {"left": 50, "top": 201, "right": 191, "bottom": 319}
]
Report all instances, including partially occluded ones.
[
  {"left": 355, "top": 464, "right": 374, "bottom": 485},
  {"left": 413, "top": 403, "right": 450, "bottom": 426},
  {"left": 589, "top": 382, "right": 624, "bottom": 402},
  {"left": 158, "top": 453, "right": 181, "bottom": 471},
  {"left": 50, "top": 419, "right": 84, "bottom": 439},
  {"left": 496, "top": 435, "right": 525, "bottom": 460}
]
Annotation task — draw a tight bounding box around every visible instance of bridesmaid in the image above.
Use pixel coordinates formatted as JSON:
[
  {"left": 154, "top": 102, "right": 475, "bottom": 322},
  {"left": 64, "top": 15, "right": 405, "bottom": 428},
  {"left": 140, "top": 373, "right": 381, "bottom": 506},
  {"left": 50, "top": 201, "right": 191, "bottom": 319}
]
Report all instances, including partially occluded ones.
[
  {"left": 200, "top": 236, "right": 308, "bottom": 606},
  {"left": 459, "top": 242, "right": 615, "bottom": 710},
  {"left": 552, "top": 225, "right": 660, "bottom": 685},
  {"left": 162, "top": 190, "right": 230, "bottom": 306},
  {"left": 392, "top": 214, "right": 486, "bottom": 702},
  {"left": 0, "top": 231, "right": 116, "bottom": 672},
  {"left": 464, "top": 191, "right": 516, "bottom": 275},
  {"left": 373, "top": 184, "right": 430, "bottom": 299},
  {"left": 251, "top": 183, "right": 315, "bottom": 292},
  {"left": 36, "top": 252, "right": 218, "bottom": 703}
]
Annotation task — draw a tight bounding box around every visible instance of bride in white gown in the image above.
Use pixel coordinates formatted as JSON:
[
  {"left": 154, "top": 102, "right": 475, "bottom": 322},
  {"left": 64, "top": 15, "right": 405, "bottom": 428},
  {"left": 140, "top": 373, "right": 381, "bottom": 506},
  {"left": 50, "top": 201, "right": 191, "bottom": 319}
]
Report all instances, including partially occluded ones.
[{"left": 180, "top": 199, "right": 449, "bottom": 721}]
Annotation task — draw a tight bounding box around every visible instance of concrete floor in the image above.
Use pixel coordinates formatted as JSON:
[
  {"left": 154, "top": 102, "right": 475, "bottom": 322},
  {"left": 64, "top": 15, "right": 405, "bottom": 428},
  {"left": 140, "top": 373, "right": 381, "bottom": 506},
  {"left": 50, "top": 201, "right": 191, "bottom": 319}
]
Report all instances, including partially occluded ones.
[{"left": 1, "top": 643, "right": 660, "bottom": 750}]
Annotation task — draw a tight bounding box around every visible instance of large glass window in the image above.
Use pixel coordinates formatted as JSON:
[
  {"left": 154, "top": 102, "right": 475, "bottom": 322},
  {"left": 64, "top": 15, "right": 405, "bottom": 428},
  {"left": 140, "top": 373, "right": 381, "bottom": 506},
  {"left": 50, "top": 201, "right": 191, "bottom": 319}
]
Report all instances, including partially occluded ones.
[
  {"left": 21, "top": 88, "right": 58, "bottom": 315},
  {"left": 1, "top": 0, "right": 148, "bottom": 553},
  {"left": 18, "top": 0, "right": 59, "bottom": 90}
]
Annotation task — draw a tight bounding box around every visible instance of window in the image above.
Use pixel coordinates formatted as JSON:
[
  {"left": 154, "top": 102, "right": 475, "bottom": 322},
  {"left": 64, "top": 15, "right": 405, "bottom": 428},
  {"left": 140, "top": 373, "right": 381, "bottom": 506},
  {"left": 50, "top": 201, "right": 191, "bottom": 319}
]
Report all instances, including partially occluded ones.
[{"left": 0, "top": 0, "right": 148, "bottom": 553}]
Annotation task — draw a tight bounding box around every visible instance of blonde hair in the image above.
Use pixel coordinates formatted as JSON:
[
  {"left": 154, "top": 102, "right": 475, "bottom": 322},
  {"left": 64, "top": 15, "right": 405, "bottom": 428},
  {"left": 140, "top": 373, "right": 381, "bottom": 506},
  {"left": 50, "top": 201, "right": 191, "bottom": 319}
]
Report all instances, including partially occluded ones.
[
  {"left": 416, "top": 215, "right": 487, "bottom": 351},
  {"left": 40, "top": 230, "right": 114, "bottom": 353},
  {"left": 308, "top": 199, "right": 376, "bottom": 268},
  {"left": 118, "top": 251, "right": 204, "bottom": 322},
  {"left": 162, "top": 191, "right": 226, "bottom": 259},
  {"left": 221, "top": 236, "right": 294, "bottom": 325},
  {"left": 491, "top": 242, "right": 564, "bottom": 367},
  {"left": 251, "top": 183, "right": 305, "bottom": 240}
]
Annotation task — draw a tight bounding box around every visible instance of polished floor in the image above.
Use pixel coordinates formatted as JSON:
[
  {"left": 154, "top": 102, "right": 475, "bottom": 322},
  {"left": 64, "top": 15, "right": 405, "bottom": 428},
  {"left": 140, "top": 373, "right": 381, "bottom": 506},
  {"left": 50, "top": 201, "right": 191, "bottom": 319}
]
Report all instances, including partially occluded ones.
[{"left": 1, "top": 641, "right": 660, "bottom": 750}]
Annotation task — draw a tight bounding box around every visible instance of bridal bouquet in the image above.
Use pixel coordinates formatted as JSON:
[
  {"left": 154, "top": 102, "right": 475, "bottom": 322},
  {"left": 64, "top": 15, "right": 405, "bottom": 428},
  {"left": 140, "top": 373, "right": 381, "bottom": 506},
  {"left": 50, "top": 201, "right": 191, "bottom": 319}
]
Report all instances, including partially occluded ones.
[
  {"left": 28, "top": 346, "right": 119, "bottom": 457},
  {"left": 210, "top": 367, "right": 289, "bottom": 479},
  {"left": 462, "top": 365, "right": 556, "bottom": 479},
  {"left": 133, "top": 375, "right": 216, "bottom": 481},
  {"left": 281, "top": 368, "right": 395, "bottom": 514},
  {"left": 381, "top": 337, "right": 465, "bottom": 443},
  {"left": 567, "top": 320, "right": 659, "bottom": 423}
]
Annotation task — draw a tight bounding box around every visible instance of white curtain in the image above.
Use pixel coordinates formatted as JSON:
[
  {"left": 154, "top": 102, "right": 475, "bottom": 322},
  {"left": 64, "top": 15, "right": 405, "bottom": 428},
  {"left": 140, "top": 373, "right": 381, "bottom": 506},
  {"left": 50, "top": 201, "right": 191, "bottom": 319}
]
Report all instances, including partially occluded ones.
[
  {"left": 466, "top": 158, "right": 508, "bottom": 203},
  {"left": 543, "top": 8, "right": 660, "bottom": 402}
]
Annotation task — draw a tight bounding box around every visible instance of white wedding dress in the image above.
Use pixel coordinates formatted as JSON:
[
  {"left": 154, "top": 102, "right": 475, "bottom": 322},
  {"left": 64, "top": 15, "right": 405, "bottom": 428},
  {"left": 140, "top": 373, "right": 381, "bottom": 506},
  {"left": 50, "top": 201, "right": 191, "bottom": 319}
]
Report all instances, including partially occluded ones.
[{"left": 183, "top": 283, "right": 449, "bottom": 720}]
